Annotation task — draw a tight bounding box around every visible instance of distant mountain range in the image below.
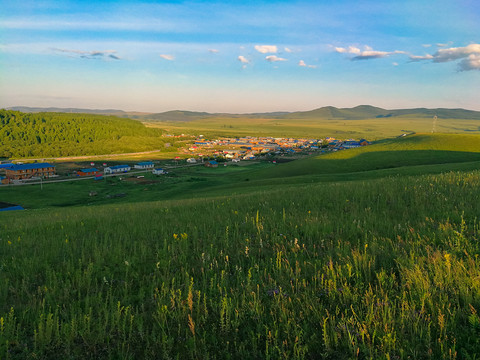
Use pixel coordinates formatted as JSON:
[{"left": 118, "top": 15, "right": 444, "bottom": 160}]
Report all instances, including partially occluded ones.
[{"left": 6, "top": 105, "right": 480, "bottom": 121}]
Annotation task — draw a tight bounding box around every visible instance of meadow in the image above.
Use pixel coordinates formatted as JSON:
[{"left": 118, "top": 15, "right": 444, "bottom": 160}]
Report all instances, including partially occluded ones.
[
  {"left": 1, "top": 170, "right": 480, "bottom": 359},
  {"left": 145, "top": 115, "right": 480, "bottom": 140}
]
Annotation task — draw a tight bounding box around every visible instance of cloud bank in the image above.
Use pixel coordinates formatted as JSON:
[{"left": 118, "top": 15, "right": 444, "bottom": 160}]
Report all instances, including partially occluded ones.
[{"left": 410, "top": 44, "right": 480, "bottom": 71}]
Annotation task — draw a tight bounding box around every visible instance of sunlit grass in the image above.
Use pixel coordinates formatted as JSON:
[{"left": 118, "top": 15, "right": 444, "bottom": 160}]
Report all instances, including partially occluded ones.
[{"left": 1, "top": 171, "right": 480, "bottom": 358}]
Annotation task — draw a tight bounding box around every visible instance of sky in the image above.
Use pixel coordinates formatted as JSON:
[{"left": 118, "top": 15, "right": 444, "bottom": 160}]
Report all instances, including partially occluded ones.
[{"left": 0, "top": 0, "right": 479, "bottom": 113}]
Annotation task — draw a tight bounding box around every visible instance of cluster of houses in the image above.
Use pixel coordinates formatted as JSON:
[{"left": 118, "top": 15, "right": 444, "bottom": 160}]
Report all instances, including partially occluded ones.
[{"left": 186, "top": 136, "right": 370, "bottom": 159}]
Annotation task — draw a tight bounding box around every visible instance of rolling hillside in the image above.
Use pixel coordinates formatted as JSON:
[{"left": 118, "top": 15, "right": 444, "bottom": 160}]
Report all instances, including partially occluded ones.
[{"left": 252, "top": 133, "right": 480, "bottom": 179}]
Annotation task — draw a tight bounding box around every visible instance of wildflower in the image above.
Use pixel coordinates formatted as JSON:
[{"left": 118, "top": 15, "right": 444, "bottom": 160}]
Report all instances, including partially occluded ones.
[
  {"left": 125, "top": 260, "right": 130, "bottom": 266},
  {"left": 245, "top": 246, "right": 249, "bottom": 255}
]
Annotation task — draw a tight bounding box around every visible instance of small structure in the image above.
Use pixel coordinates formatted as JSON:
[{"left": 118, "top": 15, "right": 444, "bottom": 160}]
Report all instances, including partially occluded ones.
[
  {"left": 186, "top": 158, "right": 197, "bottom": 164},
  {"left": 359, "top": 139, "right": 370, "bottom": 146},
  {"left": 205, "top": 160, "right": 218, "bottom": 168},
  {"left": 153, "top": 168, "right": 167, "bottom": 175},
  {"left": 5, "top": 163, "right": 56, "bottom": 181},
  {"left": 104, "top": 165, "right": 131, "bottom": 174},
  {"left": 77, "top": 168, "right": 99, "bottom": 177},
  {"left": 134, "top": 161, "right": 154, "bottom": 170},
  {"left": 0, "top": 202, "right": 24, "bottom": 212}
]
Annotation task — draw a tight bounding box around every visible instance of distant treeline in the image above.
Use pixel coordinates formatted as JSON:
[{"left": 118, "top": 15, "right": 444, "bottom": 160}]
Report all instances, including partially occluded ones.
[{"left": 0, "top": 110, "right": 173, "bottom": 158}]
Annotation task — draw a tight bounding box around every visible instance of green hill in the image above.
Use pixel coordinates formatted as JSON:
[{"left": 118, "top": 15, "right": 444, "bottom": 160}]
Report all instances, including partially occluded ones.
[
  {"left": 0, "top": 110, "right": 167, "bottom": 158},
  {"left": 282, "top": 106, "right": 480, "bottom": 120},
  {"left": 253, "top": 133, "right": 480, "bottom": 179}
]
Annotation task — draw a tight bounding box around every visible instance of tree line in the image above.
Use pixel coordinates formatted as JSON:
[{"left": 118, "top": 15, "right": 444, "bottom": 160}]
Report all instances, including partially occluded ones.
[{"left": 0, "top": 110, "right": 176, "bottom": 158}]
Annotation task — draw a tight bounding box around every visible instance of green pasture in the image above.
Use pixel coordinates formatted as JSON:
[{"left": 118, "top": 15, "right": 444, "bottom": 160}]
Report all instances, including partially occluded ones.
[
  {"left": 1, "top": 170, "right": 480, "bottom": 358},
  {"left": 146, "top": 115, "right": 480, "bottom": 139}
]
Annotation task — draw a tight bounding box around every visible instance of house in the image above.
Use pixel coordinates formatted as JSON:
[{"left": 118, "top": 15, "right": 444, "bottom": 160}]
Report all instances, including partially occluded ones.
[
  {"left": 104, "top": 165, "right": 131, "bottom": 174},
  {"left": 134, "top": 161, "right": 154, "bottom": 170},
  {"left": 232, "top": 159, "right": 240, "bottom": 163},
  {"left": 5, "top": 163, "right": 56, "bottom": 181},
  {"left": 153, "top": 168, "right": 167, "bottom": 175},
  {"left": 343, "top": 141, "right": 361, "bottom": 149},
  {"left": 186, "top": 158, "right": 197, "bottom": 164},
  {"left": 77, "top": 168, "right": 99, "bottom": 177},
  {"left": 359, "top": 139, "right": 370, "bottom": 146},
  {"left": 205, "top": 160, "right": 218, "bottom": 168}
]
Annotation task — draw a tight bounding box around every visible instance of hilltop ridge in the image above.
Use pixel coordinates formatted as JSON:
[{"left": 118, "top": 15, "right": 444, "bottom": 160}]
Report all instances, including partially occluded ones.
[{"left": 7, "top": 105, "right": 480, "bottom": 122}]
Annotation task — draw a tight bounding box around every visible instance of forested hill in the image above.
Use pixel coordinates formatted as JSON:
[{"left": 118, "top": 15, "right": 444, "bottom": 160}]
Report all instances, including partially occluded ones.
[{"left": 0, "top": 110, "right": 168, "bottom": 158}]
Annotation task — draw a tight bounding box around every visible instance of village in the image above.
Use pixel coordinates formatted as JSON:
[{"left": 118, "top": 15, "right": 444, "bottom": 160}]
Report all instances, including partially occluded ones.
[{"left": 0, "top": 136, "right": 370, "bottom": 185}]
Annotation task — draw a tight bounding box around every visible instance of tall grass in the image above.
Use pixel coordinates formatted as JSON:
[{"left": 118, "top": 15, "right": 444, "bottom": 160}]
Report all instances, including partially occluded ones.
[{"left": 1, "top": 171, "right": 480, "bottom": 359}]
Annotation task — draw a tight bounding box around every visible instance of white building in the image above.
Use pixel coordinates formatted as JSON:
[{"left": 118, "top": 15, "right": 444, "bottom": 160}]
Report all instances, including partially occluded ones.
[
  {"left": 134, "top": 161, "right": 154, "bottom": 169},
  {"left": 104, "top": 165, "right": 131, "bottom": 174}
]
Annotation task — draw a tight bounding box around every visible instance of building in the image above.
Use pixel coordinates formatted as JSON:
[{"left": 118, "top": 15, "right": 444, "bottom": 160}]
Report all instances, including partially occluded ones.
[
  {"left": 104, "top": 165, "right": 131, "bottom": 174},
  {"left": 153, "top": 168, "right": 167, "bottom": 175},
  {"left": 5, "top": 163, "right": 56, "bottom": 181},
  {"left": 77, "top": 168, "right": 99, "bottom": 177},
  {"left": 186, "top": 158, "right": 197, "bottom": 164},
  {"left": 205, "top": 160, "right": 218, "bottom": 168},
  {"left": 134, "top": 161, "right": 154, "bottom": 170}
]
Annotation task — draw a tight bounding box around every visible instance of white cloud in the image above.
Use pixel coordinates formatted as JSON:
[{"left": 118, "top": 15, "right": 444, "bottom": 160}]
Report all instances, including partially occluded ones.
[
  {"left": 392, "top": 62, "right": 399, "bottom": 66},
  {"left": 209, "top": 49, "right": 219, "bottom": 53},
  {"left": 409, "top": 44, "right": 480, "bottom": 71},
  {"left": 159, "top": 54, "right": 174, "bottom": 60},
  {"left": 284, "top": 47, "right": 292, "bottom": 53},
  {"left": 422, "top": 44, "right": 432, "bottom": 48},
  {"left": 433, "top": 44, "right": 480, "bottom": 63},
  {"left": 266, "top": 55, "right": 286, "bottom": 62},
  {"left": 335, "top": 44, "right": 404, "bottom": 61},
  {"left": 409, "top": 54, "right": 434, "bottom": 61},
  {"left": 459, "top": 54, "right": 480, "bottom": 71},
  {"left": 255, "top": 45, "right": 277, "bottom": 54},
  {"left": 298, "top": 60, "right": 316, "bottom": 68},
  {"left": 238, "top": 55, "right": 249, "bottom": 64},
  {"left": 334, "top": 46, "right": 360, "bottom": 54}
]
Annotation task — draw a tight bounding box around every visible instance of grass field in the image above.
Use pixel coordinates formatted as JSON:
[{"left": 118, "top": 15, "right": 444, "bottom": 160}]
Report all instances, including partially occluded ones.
[
  {"left": 1, "top": 170, "right": 480, "bottom": 359},
  {"left": 146, "top": 115, "right": 480, "bottom": 140},
  {"left": 2, "top": 133, "right": 480, "bottom": 358}
]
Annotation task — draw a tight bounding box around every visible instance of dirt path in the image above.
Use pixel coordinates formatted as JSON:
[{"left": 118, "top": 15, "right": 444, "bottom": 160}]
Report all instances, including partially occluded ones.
[{"left": 15, "top": 149, "right": 164, "bottom": 162}]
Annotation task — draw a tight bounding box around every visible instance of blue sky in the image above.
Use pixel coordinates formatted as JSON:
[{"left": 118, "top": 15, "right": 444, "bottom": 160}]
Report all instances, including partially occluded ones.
[{"left": 1, "top": 0, "right": 479, "bottom": 112}]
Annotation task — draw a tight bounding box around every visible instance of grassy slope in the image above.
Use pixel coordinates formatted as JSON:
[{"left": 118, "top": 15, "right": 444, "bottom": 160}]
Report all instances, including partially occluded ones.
[
  {"left": 252, "top": 133, "right": 480, "bottom": 179},
  {"left": 1, "top": 171, "right": 480, "bottom": 358}
]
